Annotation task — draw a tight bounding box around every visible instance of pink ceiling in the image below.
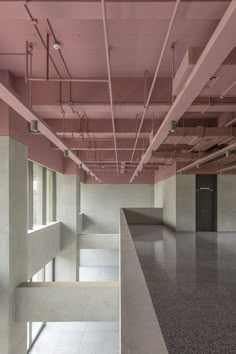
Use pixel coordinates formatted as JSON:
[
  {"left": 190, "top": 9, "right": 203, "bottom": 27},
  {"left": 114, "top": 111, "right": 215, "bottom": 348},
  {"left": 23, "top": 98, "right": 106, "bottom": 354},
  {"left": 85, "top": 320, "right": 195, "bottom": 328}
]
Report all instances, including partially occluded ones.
[{"left": 0, "top": 0, "right": 236, "bottom": 183}]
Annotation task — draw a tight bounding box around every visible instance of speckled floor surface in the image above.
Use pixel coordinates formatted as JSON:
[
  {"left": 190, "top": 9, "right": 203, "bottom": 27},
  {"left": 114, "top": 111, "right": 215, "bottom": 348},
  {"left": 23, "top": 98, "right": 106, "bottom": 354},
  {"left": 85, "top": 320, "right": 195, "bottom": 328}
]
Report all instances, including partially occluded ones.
[{"left": 129, "top": 225, "right": 236, "bottom": 354}]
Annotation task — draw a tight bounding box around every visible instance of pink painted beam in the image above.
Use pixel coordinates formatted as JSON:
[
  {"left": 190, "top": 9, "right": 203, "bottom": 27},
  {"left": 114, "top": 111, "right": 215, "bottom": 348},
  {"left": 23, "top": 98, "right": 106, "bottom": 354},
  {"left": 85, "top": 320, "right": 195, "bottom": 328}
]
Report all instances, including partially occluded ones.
[
  {"left": 50, "top": 138, "right": 148, "bottom": 151},
  {"left": 0, "top": 81, "right": 102, "bottom": 182},
  {"left": 130, "top": 0, "right": 236, "bottom": 183},
  {"left": 177, "top": 141, "right": 236, "bottom": 173},
  {"left": 44, "top": 121, "right": 235, "bottom": 136},
  {"left": 152, "top": 151, "right": 207, "bottom": 160},
  {"left": 217, "top": 164, "right": 236, "bottom": 173},
  {"left": 43, "top": 119, "right": 156, "bottom": 133}
]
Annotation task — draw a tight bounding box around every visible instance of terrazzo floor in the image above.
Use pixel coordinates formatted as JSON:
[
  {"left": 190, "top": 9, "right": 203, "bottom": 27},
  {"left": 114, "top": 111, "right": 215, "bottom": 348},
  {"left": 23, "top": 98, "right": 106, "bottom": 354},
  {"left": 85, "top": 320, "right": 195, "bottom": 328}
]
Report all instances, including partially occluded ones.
[{"left": 130, "top": 225, "right": 236, "bottom": 354}]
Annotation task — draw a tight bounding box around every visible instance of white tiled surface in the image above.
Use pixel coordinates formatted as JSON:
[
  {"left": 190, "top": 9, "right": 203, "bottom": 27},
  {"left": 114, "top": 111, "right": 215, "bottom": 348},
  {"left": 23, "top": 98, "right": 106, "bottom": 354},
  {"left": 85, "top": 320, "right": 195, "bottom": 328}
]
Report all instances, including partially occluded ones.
[{"left": 30, "top": 322, "right": 119, "bottom": 354}]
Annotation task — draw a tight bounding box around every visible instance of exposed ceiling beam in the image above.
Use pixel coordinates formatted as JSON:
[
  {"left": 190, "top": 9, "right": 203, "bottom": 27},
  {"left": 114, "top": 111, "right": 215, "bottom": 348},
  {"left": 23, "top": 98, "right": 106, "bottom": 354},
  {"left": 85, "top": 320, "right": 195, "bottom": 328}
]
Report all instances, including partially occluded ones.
[
  {"left": 0, "top": 81, "right": 102, "bottom": 182},
  {"left": 101, "top": 0, "right": 119, "bottom": 175},
  {"left": 130, "top": 0, "right": 236, "bottom": 183},
  {"left": 130, "top": 0, "right": 181, "bottom": 161},
  {"left": 152, "top": 151, "right": 207, "bottom": 160},
  {"left": 46, "top": 123, "right": 236, "bottom": 136},
  {"left": 33, "top": 102, "right": 236, "bottom": 115},
  {"left": 177, "top": 141, "right": 236, "bottom": 173},
  {"left": 217, "top": 164, "right": 236, "bottom": 173}
]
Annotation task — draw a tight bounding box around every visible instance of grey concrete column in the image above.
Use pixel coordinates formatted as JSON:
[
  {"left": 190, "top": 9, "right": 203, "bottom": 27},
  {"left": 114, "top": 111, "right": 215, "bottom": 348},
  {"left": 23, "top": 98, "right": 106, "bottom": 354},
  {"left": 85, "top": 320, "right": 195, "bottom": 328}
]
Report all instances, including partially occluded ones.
[
  {"left": 56, "top": 173, "right": 80, "bottom": 281},
  {"left": 154, "top": 174, "right": 196, "bottom": 232},
  {"left": 176, "top": 175, "right": 195, "bottom": 232},
  {"left": 0, "top": 136, "right": 27, "bottom": 354},
  {"left": 218, "top": 175, "right": 236, "bottom": 231}
]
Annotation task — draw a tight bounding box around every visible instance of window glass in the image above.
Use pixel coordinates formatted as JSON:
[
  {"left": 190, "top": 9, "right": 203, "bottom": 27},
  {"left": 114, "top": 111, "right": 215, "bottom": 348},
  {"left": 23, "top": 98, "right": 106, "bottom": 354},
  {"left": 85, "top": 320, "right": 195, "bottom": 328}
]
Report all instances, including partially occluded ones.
[
  {"left": 32, "top": 268, "right": 45, "bottom": 282},
  {"left": 27, "top": 266, "right": 46, "bottom": 352},
  {"left": 27, "top": 322, "right": 30, "bottom": 350},
  {"left": 46, "top": 169, "right": 54, "bottom": 223},
  {"left": 33, "top": 164, "right": 43, "bottom": 227}
]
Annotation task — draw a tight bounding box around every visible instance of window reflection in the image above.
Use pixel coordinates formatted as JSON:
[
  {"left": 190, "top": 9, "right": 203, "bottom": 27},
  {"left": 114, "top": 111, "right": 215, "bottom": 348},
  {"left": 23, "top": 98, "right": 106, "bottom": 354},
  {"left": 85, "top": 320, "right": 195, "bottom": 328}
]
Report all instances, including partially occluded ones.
[{"left": 33, "top": 164, "right": 43, "bottom": 227}]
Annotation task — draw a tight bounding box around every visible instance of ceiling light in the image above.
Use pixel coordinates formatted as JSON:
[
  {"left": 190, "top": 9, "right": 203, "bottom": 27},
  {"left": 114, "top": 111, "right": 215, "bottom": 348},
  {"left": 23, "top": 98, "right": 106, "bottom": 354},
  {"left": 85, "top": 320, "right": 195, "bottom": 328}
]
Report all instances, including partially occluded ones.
[
  {"left": 225, "top": 150, "right": 230, "bottom": 158},
  {"left": 206, "top": 76, "right": 219, "bottom": 88},
  {"left": 53, "top": 41, "right": 61, "bottom": 50},
  {"left": 169, "top": 120, "right": 176, "bottom": 133},
  {"left": 63, "top": 150, "right": 69, "bottom": 158},
  {"left": 28, "top": 19, "right": 38, "bottom": 26},
  {"left": 29, "top": 120, "right": 38, "bottom": 133},
  {"left": 196, "top": 163, "right": 200, "bottom": 169}
]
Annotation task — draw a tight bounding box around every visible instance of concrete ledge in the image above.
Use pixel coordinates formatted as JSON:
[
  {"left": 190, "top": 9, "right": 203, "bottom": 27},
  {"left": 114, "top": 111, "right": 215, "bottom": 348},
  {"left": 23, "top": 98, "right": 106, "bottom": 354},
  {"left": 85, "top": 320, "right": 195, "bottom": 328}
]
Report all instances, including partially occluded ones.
[
  {"left": 120, "top": 209, "right": 167, "bottom": 354},
  {"left": 79, "top": 234, "right": 119, "bottom": 249},
  {"left": 16, "top": 281, "right": 119, "bottom": 322},
  {"left": 124, "top": 207, "right": 163, "bottom": 225},
  {"left": 28, "top": 222, "right": 61, "bottom": 279}
]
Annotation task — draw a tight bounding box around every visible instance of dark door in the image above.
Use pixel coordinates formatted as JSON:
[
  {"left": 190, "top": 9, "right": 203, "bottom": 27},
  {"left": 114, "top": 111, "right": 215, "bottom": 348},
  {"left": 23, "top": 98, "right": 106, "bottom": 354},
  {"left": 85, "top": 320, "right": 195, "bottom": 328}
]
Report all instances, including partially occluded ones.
[{"left": 196, "top": 175, "right": 217, "bottom": 231}]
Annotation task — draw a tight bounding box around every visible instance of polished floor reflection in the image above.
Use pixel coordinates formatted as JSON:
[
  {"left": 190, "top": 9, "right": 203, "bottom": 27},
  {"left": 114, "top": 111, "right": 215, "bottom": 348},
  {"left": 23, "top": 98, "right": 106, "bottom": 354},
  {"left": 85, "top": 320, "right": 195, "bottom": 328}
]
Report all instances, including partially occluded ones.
[
  {"left": 129, "top": 225, "right": 236, "bottom": 354},
  {"left": 29, "top": 322, "right": 119, "bottom": 354}
]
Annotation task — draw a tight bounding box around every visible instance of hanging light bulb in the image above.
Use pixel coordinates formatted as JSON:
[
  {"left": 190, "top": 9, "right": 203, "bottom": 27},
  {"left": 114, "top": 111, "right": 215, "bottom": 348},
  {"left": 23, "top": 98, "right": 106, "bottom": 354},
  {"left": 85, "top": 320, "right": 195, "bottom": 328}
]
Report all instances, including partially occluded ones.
[
  {"left": 169, "top": 120, "right": 176, "bottom": 133},
  {"left": 225, "top": 150, "right": 230, "bottom": 158},
  {"left": 63, "top": 150, "right": 69, "bottom": 158},
  {"left": 29, "top": 120, "right": 38, "bottom": 133}
]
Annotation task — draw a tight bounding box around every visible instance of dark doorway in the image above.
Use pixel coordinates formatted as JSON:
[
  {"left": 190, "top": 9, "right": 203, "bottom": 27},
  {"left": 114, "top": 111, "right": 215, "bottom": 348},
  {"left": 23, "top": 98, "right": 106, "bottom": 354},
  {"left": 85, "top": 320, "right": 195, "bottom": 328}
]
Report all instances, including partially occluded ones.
[{"left": 196, "top": 175, "right": 217, "bottom": 231}]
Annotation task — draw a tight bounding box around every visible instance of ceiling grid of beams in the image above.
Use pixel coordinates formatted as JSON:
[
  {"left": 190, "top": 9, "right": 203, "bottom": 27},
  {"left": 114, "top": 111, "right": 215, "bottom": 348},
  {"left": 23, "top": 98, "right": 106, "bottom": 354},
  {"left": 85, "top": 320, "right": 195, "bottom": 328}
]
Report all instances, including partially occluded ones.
[{"left": 0, "top": 0, "right": 236, "bottom": 182}]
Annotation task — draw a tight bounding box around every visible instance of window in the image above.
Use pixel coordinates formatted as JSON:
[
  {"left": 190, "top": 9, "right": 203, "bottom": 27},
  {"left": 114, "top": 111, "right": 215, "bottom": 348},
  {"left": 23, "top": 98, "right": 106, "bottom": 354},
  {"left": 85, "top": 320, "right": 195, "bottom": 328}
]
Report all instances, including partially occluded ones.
[
  {"left": 27, "top": 268, "right": 45, "bottom": 351},
  {"left": 27, "top": 259, "right": 55, "bottom": 352},
  {"left": 46, "top": 169, "right": 54, "bottom": 223},
  {"left": 28, "top": 162, "right": 56, "bottom": 230},
  {"left": 33, "top": 163, "right": 43, "bottom": 227}
]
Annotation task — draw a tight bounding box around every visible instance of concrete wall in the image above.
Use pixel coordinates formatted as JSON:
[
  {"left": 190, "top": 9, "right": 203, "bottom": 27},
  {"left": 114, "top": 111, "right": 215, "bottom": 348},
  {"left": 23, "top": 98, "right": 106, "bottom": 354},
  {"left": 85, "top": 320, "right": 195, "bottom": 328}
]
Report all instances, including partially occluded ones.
[
  {"left": 80, "top": 184, "right": 154, "bottom": 233},
  {"left": 124, "top": 208, "right": 163, "bottom": 225},
  {"left": 27, "top": 222, "right": 61, "bottom": 279},
  {"left": 154, "top": 175, "right": 195, "bottom": 231},
  {"left": 154, "top": 176, "right": 177, "bottom": 230},
  {"left": 120, "top": 209, "right": 168, "bottom": 354},
  {"left": 0, "top": 137, "right": 27, "bottom": 354},
  {"left": 56, "top": 173, "right": 80, "bottom": 281},
  {"left": 80, "top": 249, "right": 119, "bottom": 267},
  {"left": 16, "top": 282, "right": 119, "bottom": 322},
  {"left": 218, "top": 175, "right": 236, "bottom": 232},
  {"left": 79, "top": 234, "right": 119, "bottom": 249},
  {"left": 176, "top": 175, "right": 195, "bottom": 232}
]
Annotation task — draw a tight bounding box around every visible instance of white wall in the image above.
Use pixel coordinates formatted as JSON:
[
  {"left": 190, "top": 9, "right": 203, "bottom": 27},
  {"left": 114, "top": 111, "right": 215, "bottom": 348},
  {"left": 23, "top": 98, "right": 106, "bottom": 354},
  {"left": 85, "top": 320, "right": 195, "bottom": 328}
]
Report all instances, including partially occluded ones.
[
  {"left": 218, "top": 175, "right": 236, "bottom": 231},
  {"left": 81, "top": 184, "right": 154, "bottom": 233}
]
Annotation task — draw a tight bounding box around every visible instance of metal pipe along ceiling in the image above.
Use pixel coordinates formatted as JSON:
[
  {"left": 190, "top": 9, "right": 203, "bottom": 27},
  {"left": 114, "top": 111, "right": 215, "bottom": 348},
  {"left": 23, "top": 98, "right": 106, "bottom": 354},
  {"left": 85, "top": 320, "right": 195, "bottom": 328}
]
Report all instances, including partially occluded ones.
[
  {"left": 130, "top": 0, "right": 236, "bottom": 183},
  {"left": 130, "top": 0, "right": 181, "bottom": 163},
  {"left": 101, "top": 0, "right": 119, "bottom": 175}
]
